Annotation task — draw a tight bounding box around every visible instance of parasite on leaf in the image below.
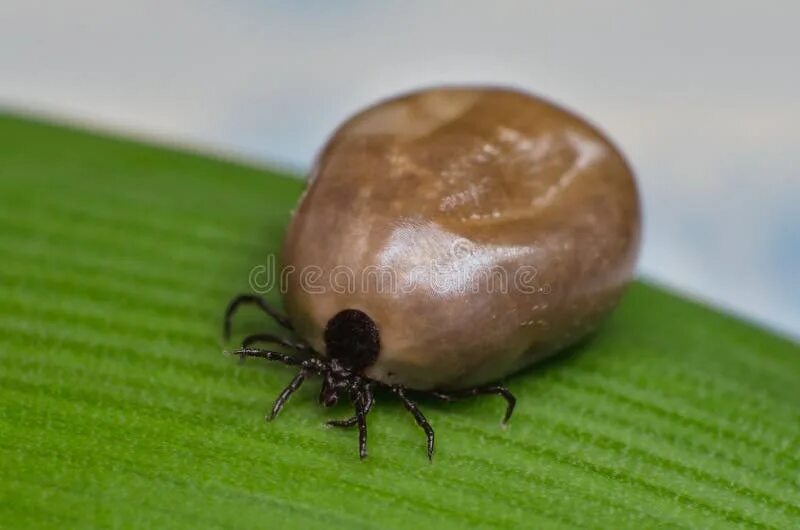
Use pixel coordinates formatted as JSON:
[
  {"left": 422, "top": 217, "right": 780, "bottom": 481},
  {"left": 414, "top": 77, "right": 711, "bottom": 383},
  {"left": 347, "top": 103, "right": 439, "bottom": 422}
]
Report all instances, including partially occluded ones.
[{"left": 224, "top": 86, "right": 641, "bottom": 460}]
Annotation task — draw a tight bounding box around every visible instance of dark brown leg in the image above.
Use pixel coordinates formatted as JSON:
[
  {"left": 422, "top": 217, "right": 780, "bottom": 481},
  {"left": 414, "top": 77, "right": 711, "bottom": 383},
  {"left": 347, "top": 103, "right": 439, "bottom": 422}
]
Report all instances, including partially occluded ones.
[
  {"left": 355, "top": 392, "right": 368, "bottom": 459},
  {"left": 232, "top": 347, "right": 306, "bottom": 367},
  {"left": 241, "top": 332, "right": 307, "bottom": 351},
  {"left": 393, "top": 387, "right": 435, "bottom": 460},
  {"left": 432, "top": 385, "right": 516, "bottom": 424},
  {"left": 268, "top": 370, "right": 307, "bottom": 421},
  {"left": 224, "top": 294, "right": 293, "bottom": 340},
  {"left": 326, "top": 416, "right": 358, "bottom": 428},
  {"left": 327, "top": 386, "right": 374, "bottom": 427}
]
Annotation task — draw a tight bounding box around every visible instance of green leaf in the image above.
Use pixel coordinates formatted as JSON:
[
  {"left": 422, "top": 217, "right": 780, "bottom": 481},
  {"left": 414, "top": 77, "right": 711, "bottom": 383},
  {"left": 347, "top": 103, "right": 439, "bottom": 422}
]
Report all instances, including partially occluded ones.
[{"left": 1, "top": 112, "right": 798, "bottom": 530}]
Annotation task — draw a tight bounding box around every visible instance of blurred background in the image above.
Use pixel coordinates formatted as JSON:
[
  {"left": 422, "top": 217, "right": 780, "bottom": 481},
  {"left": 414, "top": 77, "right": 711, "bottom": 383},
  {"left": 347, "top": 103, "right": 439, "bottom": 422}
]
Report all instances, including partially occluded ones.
[{"left": 1, "top": 1, "right": 798, "bottom": 340}]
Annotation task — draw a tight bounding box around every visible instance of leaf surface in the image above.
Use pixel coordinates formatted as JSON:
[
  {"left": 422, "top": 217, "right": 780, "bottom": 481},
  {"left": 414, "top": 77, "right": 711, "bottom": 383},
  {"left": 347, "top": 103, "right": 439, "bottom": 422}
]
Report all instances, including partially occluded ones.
[{"left": 1, "top": 114, "right": 798, "bottom": 529}]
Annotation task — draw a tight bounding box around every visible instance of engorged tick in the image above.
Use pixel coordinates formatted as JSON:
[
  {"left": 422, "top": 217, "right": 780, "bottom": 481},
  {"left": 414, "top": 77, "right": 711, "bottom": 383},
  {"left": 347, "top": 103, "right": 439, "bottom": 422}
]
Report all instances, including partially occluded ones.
[{"left": 224, "top": 86, "right": 641, "bottom": 460}]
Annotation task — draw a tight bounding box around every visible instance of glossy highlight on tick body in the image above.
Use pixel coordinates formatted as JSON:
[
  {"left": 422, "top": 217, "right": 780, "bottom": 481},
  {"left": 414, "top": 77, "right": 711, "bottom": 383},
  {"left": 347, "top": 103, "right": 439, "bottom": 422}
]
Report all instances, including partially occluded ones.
[{"left": 223, "top": 86, "right": 641, "bottom": 460}]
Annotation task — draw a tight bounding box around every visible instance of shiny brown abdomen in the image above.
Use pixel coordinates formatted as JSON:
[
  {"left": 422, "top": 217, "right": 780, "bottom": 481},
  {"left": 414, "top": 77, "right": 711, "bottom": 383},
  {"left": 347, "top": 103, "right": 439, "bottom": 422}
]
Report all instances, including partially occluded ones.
[{"left": 282, "top": 87, "right": 641, "bottom": 390}]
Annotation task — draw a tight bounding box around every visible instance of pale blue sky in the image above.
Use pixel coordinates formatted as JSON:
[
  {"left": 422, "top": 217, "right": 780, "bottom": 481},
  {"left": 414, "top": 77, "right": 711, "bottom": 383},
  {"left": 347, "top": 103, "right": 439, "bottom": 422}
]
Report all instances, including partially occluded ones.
[{"left": 1, "top": 1, "right": 798, "bottom": 339}]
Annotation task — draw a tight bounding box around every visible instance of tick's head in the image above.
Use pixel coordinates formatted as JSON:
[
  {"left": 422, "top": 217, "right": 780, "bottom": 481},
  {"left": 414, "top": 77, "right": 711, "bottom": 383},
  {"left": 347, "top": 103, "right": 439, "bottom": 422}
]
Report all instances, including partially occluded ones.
[{"left": 323, "top": 309, "right": 380, "bottom": 372}]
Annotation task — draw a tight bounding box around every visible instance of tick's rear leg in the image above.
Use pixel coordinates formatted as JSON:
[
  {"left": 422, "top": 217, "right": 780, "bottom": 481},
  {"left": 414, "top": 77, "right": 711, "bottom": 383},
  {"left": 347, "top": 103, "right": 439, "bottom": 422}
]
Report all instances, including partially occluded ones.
[
  {"left": 223, "top": 294, "right": 293, "bottom": 340},
  {"left": 432, "top": 385, "right": 516, "bottom": 425}
]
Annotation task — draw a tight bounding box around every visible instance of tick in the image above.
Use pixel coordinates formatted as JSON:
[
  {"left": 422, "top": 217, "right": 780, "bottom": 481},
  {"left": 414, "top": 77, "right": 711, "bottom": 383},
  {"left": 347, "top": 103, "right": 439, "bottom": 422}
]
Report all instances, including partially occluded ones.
[{"left": 224, "top": 86, "right": 641, "bottom": 459}]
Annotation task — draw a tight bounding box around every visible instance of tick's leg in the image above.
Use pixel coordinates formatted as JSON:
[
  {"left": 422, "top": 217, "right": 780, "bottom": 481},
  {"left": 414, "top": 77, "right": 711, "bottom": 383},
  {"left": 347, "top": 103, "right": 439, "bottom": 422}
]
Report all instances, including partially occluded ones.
[
  {"left": 241, "top": 332, "right": 308, "bottom": 351},
  {"left": 326, "top": 416, "right": 358, "bottom": 428},
  {"left": 231, "top": 347, "right": 305, "bottom": 367},
  {"left": 393, "top": 387, "right": 434, "bottom": 460},
  {"left": 223, "top": 294, "right": 293, "bottom": 340},
  {"left": 231, "top": 348, "right": 324, "bottom": 377},
  {"left": 327, "top": 385, "right": 374, "bottom": 428},
  {"left": 432, "top": 385, "right": 516, "bottom": 425},
  {"left": 355, "top": 391, "right": 368, "bottom": 459},
  {"left": 325, "top": 389, "right": 371, "bottom": 457},
  {"left": 268, "top": 370, "right": 307, "bottom": 421}
]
